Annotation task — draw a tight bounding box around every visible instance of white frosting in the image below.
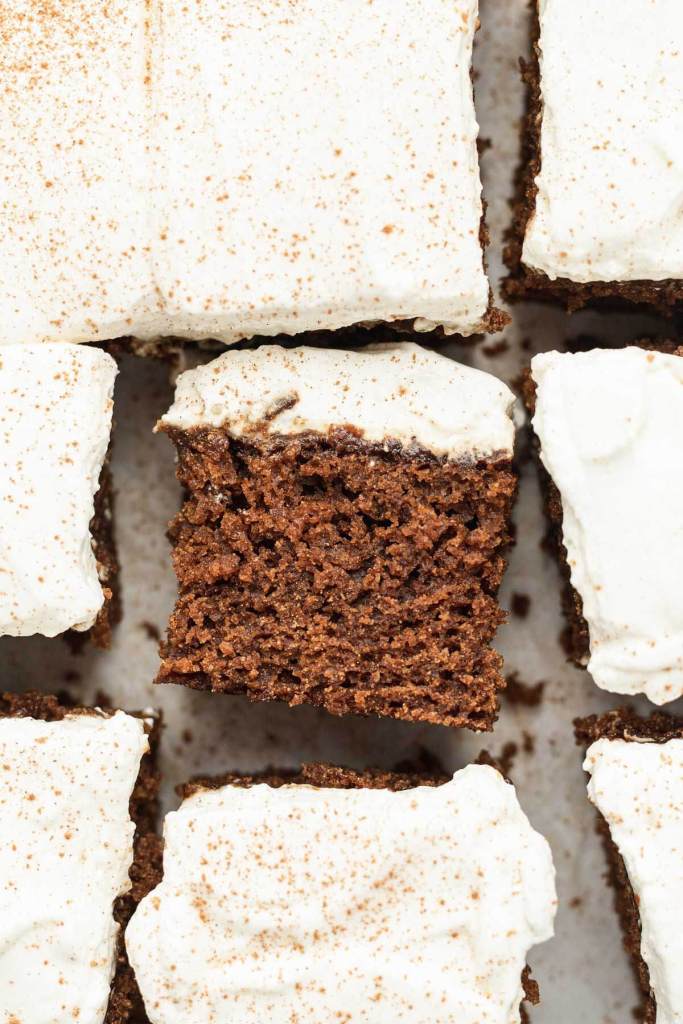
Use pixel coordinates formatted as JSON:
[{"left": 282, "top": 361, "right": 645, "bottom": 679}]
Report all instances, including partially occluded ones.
[
  {"left": 0, "top": 710, "right": 148, "bottom": 1024},
  {"left": 126, "top": 765, "right": 557, "bottom": 1024},
  {"left": 531, "top": 348, "right": 683, "bottom": 704},
  {"left": 585, "top": 738, "right": 683, "bottom": 1024},
  {"left": 0, "top": 344, "right": 117, "bottom": 637},
  {"left": 522, "top": 0, "right": 683, "bottom": 283},
  {"left": 160, "top": 343, "right": 516, "bottom": 459},
  {"left": 1, "top": 0, "right": 491, "bottom": 345},
  {"left": 145, "top": 0, "right": 490, "bottom": 341},
  {"left": 0, "top": 1, "right": 162, "bottom": 344}
]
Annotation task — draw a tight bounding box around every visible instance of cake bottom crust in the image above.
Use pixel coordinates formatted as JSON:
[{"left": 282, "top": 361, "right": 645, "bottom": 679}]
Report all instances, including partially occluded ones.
[{"left": 0, "top": 692, "right": 161, "bottom": 1024}]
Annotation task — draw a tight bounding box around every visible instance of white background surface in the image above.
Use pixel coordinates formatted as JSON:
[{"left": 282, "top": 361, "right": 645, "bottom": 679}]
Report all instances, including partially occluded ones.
[{"left": 0, "top": 2, "right": 679, "bottom": 1021}]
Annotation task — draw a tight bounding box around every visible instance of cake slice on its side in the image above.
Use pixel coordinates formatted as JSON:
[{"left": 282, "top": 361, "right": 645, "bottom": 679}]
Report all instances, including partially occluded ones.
[
  {"left": 0, "top": 692, "right": 161, "bottom": 1024},
  {"left": 155, "top": 342, "right": 517, "bottom": 730},
  {"left": 126, "top": 761, "right": 556, "bottom": 1024},
  {"left": 504, "top": 0, "right": 683, "bottom": 314},
  {"left": 0, "top": 344, "right": 120, "bottom": 645},
  {"left": 576, "top": 709, "right": 683, "bottom": 1024},
  {"left": 527, "top": 345, "right": 683, "bottom": 705}
]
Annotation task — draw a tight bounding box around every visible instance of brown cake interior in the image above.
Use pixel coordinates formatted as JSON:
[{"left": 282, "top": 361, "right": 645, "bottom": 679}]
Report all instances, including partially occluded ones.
[
  {"left": 575, "top": 709, "right": 683, "bottom": 1024},
  {"left": 503, "top": 2, "right": 683, "bottom": 315},
  {"left": 178, "top": 761, "right": 540, "bottom": 1014},
  {"left": 156, "top": 427, "right": 516, "bottom": 731},
  {"left": 0, "top": 692, "right": 161, "bottom": 1024},
  {"left": 521, "top": 370, "right": 590, "bottom": 666}
]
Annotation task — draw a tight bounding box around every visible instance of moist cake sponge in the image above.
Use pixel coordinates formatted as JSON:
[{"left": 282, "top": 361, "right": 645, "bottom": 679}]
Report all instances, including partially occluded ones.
[{"left": 155, "top": 343, "right": 517, "bottom": 730}]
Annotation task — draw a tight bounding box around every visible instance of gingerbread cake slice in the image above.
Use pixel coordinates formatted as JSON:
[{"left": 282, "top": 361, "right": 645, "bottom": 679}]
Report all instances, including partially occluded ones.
[
  {"left": 155, "top": 342, "right": 517, "bottom": 730},
  {"left": 528, "top": 346, "right": 683, "bottom": 704},
  {"left": 2, "top": 0, "right": 504, "bottom": 347},
  {"left": 126, "top": 761, "right": 556, "bottom": 1024},
  {"left": 144, "top": 0, "right": 505, "bottom": 343},
  {"left": 0, "top": 692, "right": 161, "bottom": 1024},
  {"left": 0, "top": 344, "right": 119, "bottom": 644},
  {"left": 576, "top": 709, "right": 683, "bottom": 1024},
  {"left": 505, "top": 0, "right": 683, "bottom": 313}
]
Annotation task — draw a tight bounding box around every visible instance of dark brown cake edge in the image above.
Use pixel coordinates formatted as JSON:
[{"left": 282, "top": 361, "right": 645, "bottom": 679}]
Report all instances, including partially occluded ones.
[
  {"left": 177, "top": 760, "right": 541, "bottom": 1015},
  {"left": 64, "top": 447, "right": 121, "bottom": 652},
  {"left": 89, "top": 455, "right": 122, "bottom": 649},
  {"left": 574, "top": 709, "right": 683, "bottom": 1024},
  {"left": 0, "top": 692, "right": 162, "bottom": 1024},
  {"left": 521, "top": 370, "right": 590, "bottom": 666},
  {"left": 502, "top": 1, "right": 683, "bottom": 315}
]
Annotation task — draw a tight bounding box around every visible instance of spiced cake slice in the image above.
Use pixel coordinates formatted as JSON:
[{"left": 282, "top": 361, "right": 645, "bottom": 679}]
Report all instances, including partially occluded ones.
[
  {"left": 141, "top": 0, "right": 506, "bottom": 343},
  {"left": 504, "top": 0, "right": 683, "bottom": 313},
  {"left": 126, "top": 761, "right": 556, "bottom": 1023},
  {"left": 528, "top": 346, "right": 683, "bottom": 704},
  {"left": 1, "top": 0, "right": 504, "bottom": 346},
  {"left": 0, "top": 691, "right": 161, "bottom": 1024},
  {"left": 0, "top": 344, "right": 120, "bottom": 645},
  {"left": 576, "top": 709, "right": 683, "bottom": 1024},
  {"left": 155, "top": 342, "right": 517, "bottom": 730}
]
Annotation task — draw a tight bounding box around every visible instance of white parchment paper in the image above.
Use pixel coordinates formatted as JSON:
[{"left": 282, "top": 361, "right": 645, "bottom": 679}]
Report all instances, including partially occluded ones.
[{"left": 0, "top": 2, "right": 678, "bottom": 1021}]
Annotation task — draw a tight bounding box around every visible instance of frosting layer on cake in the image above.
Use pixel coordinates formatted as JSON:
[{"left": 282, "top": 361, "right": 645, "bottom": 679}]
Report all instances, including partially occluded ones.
[
  {"left": 1, "top": 0, "right": 492, "bottom": 344},
  {"left": 160, "top": 342, "right": 516, "bottom": 459},
  {"left": 126, "top": 765, "right": 556, "bottom": 1024},
  {"left": 0, "top": 711, "right": 148, "bottom": 1024},
  {"left": 146, "top": 0, "right": 489, "bottom": 341},
  {"left": 585, "top": 738, "right": 683, "bottom": 1024},
  {"left": 0, "top": 1, "right": 161, "bottom": 344},
  {"left": 531, "top": 347, "right": 683, "bottom": 704},
  {"left": 523, "top": 0, "right": 683, "bottom": 283},
  {"left": 0, "top": 344, "right": 117, "bottom": 637}
]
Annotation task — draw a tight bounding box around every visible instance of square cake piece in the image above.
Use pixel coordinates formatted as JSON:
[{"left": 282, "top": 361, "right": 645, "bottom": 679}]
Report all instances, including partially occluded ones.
[
  {"left": 126, "top": 762, "right": 556, "bottom": 1024},
  {"left": 1, "top": 0, "right": 503, "bottom": 346},
  {"left": 528, "top": 346, "right": 683, "bottom": 705},
  {"left": 576, "top": 709, "right": 683, "bottom": 1024},
  {"left": 0, "top": 344, "right": 119, "bottom": 644},
  {"left": 0, "top": 692, "right": 161, "bottom": 1024},
  {"left": 155, "top": 342, "right": 517, "bottom": 730},
  {"left": 146, "top": 0, "right": 504, "bottom": 342},
  {"left": 505, "top": 0, "right": 683, "bottom": 312}
]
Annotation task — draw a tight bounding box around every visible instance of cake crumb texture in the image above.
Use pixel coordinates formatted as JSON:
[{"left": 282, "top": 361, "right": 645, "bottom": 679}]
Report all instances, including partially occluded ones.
[{"left": 157, "top": 429, "right": 515, "bottom": 730}]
